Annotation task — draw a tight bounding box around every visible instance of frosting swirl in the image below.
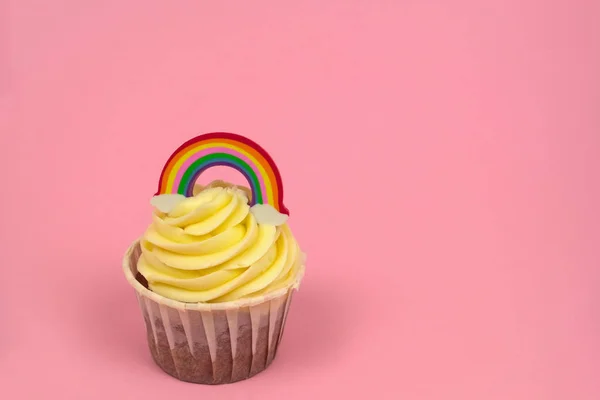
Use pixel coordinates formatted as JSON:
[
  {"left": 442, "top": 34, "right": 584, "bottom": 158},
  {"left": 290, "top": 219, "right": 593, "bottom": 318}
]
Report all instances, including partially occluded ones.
[{"left": 138, "top": 183, "right": 303, "bottom": 303}]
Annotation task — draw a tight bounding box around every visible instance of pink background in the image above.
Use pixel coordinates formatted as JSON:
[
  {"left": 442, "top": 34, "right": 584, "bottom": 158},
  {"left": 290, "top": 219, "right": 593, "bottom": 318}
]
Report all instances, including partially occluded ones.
[{"left": 1, "top": 1, "right": 599, "bottom": 399}]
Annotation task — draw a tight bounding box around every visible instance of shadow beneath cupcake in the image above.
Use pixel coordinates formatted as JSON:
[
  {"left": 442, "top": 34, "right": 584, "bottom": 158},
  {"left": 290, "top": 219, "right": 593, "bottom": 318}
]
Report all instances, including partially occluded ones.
[
  {"left": 272, "top": 279, "right": 355, "bottom": 371},
  {"left": 71, "top": 256, "right": 354, "bottom": 379}
]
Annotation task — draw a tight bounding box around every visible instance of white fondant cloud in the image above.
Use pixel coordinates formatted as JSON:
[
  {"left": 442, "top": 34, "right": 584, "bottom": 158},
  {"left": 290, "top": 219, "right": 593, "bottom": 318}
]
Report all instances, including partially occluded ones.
[
  {"left": 151, "top": 194, "right": 186, "bottom": 213},
  {"left": 250, "top": 204, "right": 289, "bottom": 226}
]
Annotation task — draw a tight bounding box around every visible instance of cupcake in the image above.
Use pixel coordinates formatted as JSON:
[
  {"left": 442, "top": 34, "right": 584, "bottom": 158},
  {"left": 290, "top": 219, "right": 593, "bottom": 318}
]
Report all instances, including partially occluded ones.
[{"left": 122, "top": 133, "right": 305, "bottom": 384}]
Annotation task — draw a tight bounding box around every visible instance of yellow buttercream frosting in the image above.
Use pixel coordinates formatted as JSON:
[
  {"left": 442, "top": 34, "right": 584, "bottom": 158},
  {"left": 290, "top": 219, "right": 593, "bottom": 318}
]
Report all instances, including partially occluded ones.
[{"left": 138, "top": 183, "right": 303, "bottom": 303}]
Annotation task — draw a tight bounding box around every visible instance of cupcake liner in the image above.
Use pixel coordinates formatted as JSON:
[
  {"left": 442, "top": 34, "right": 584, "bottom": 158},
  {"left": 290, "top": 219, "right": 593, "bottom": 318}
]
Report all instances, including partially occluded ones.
[{"left": 123, "top": 240, "right": 302, "bottom": 384}]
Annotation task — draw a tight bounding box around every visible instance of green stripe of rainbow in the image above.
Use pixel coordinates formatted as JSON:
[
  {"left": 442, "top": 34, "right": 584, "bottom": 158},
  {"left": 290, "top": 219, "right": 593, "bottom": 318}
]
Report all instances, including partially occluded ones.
[{"left": 155, "top": 132, "right": 289, "bottom": 215}]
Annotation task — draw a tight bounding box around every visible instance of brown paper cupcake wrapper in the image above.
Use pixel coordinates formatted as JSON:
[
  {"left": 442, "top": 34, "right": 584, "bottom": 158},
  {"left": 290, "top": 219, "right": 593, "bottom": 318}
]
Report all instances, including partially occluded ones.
[{"left": 123, "top": 241, "right": 304, "bottom": 384}]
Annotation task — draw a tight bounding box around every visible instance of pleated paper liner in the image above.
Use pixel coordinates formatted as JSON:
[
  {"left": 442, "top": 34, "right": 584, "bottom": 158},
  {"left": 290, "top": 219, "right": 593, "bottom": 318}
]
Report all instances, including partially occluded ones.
[{"left": 123, "top": 241, "right": 305, "bottom": 384}]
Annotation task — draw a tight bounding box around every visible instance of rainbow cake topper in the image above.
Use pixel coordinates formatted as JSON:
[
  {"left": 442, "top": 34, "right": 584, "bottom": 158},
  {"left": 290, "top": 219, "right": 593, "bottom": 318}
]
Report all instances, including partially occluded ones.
[{"left": 151, "top": 132, "right": 289, "bottom": 226}]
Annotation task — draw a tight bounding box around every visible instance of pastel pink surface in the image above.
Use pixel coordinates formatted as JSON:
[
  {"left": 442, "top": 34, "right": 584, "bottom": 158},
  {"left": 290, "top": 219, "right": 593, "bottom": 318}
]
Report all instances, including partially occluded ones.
[{"left": 1, "top": 1, "right": 599, "bottom": 399}]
